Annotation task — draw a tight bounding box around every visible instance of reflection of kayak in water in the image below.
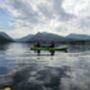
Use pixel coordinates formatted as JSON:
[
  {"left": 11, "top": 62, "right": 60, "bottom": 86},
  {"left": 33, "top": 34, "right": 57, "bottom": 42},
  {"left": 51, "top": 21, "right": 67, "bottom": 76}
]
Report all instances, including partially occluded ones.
[{"left": 31, "top": 47, "right": 68, "bottom": 52}]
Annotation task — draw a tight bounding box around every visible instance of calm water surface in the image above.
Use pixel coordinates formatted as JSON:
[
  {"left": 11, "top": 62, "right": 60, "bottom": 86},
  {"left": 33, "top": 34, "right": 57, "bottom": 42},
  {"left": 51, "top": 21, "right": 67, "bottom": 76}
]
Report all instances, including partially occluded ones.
[{"left": 0, "top": 43, "right": 90, "bottom": 90}]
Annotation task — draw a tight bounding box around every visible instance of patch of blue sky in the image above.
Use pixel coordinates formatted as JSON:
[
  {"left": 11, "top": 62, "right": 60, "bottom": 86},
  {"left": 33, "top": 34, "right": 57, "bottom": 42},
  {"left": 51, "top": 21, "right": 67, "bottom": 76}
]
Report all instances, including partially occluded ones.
[{"left": 0, "top": 8, "right": 13, "bottom": 31}]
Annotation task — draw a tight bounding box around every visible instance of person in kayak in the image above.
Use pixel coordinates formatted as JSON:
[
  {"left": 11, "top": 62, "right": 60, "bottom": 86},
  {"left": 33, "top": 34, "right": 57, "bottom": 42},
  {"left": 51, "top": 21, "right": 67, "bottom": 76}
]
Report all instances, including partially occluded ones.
[
  {"left": 49, "top": 41, "right": 55, "bottom": 56},
  {"left": 34, "top": 42, "right": 41, "bottom": 55},
  {"left": 49, "top": 41, "right": 55, "bottom": 48}
]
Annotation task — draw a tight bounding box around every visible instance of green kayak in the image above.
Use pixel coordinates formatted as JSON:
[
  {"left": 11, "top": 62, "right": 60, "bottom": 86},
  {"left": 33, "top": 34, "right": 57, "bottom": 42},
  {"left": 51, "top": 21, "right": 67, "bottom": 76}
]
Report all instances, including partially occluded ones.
[{"left": 31, "top": 47, "right": 68, "bottom": 52}]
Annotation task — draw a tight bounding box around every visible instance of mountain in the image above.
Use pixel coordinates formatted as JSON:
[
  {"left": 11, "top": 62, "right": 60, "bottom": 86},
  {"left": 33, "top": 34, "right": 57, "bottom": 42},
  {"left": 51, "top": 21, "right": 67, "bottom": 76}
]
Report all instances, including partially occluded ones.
[
  {"left": 16, "top": 33, "right": 90, "bottom": 43},
  {"left": 67, "top": 34, "right": 90, "bottom": 41},
  {"left": 0, "top": 32, "right": 13, "bottom": 43},
  {"left": 15, "top": 34, "right": 34, "bottom": 42},
  {"left": 19, "top": 32, "right": 69, "bottom": 43}
]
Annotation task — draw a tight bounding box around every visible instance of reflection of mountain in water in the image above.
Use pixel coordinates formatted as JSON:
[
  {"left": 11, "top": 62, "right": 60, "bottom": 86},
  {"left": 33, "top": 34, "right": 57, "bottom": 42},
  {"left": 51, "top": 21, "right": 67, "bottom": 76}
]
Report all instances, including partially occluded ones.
[{"left": 0, "top": 43, "right": 9, "bottom": 51}]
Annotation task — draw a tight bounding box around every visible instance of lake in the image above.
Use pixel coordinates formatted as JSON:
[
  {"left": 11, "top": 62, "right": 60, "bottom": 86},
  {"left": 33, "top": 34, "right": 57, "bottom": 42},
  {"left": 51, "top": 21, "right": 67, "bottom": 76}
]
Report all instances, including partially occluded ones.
[{"left": 0, "top": 43, "right": 90, "bottom": 90}]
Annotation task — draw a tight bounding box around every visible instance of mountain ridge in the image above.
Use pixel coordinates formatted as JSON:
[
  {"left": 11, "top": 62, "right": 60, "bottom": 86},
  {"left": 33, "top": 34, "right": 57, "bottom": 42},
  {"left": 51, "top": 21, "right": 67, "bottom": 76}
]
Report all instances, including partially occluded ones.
[
  {"left": 0, "top": 32, "right": 14, "bottom": 43},
  {"left": 66, "top": 33, "right": 90, "bottom": 40},
  {"left": 1, "top": 32, "right": 90, "bottom": 43},
  {"left": 21, "top": 32, "right": 69, "bottom": 43}
]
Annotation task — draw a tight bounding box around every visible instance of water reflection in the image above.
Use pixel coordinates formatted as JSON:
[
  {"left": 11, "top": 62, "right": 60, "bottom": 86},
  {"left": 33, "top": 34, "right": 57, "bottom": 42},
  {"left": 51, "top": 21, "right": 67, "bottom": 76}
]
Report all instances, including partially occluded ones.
[
  {"left": 0, "top": 43, "right": 9, "bottom": 51},
  {"left": 0, "top": 43, "right": 90, "bottom": 90}
]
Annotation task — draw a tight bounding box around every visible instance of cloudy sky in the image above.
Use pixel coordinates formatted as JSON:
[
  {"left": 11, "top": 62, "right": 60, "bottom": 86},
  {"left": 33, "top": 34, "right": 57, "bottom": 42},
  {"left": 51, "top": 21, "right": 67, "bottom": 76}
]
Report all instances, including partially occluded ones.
[{"left": 0, "top": 0, "right": 90, "bottom": 38}]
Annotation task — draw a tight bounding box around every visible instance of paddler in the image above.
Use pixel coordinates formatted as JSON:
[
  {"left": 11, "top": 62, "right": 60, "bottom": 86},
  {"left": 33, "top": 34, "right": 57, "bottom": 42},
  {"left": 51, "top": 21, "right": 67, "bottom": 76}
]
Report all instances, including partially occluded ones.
[{"left": 34, "top": 42, "right": 41, "bottom": 56}]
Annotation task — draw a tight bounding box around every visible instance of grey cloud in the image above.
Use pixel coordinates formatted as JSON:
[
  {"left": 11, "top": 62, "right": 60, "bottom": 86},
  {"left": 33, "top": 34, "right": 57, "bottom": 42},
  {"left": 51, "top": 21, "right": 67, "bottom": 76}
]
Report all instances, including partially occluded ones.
[
  {"left": 6, "top": 0, "right": 78, "bottom": 35},
  {"left": 11, "top": 0, "right": 40, "bottom": 24},
  {"left": 55, "top": 26, "right": 67, "bottom": 32},
  {"left": 79, "top": 17, "right": 90, "bottom": 29},
  {"left": 37, "top": 0, "right": 75, "bottom": 21},
  {"left": 52, "top": 0, "right": 75, "bottom": 21},
  {"left": 11, "top": 0, "right": 75, "bottom": 23},
  {"left": 38, "top": 3, "right": 54, "bottom": 19}
]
